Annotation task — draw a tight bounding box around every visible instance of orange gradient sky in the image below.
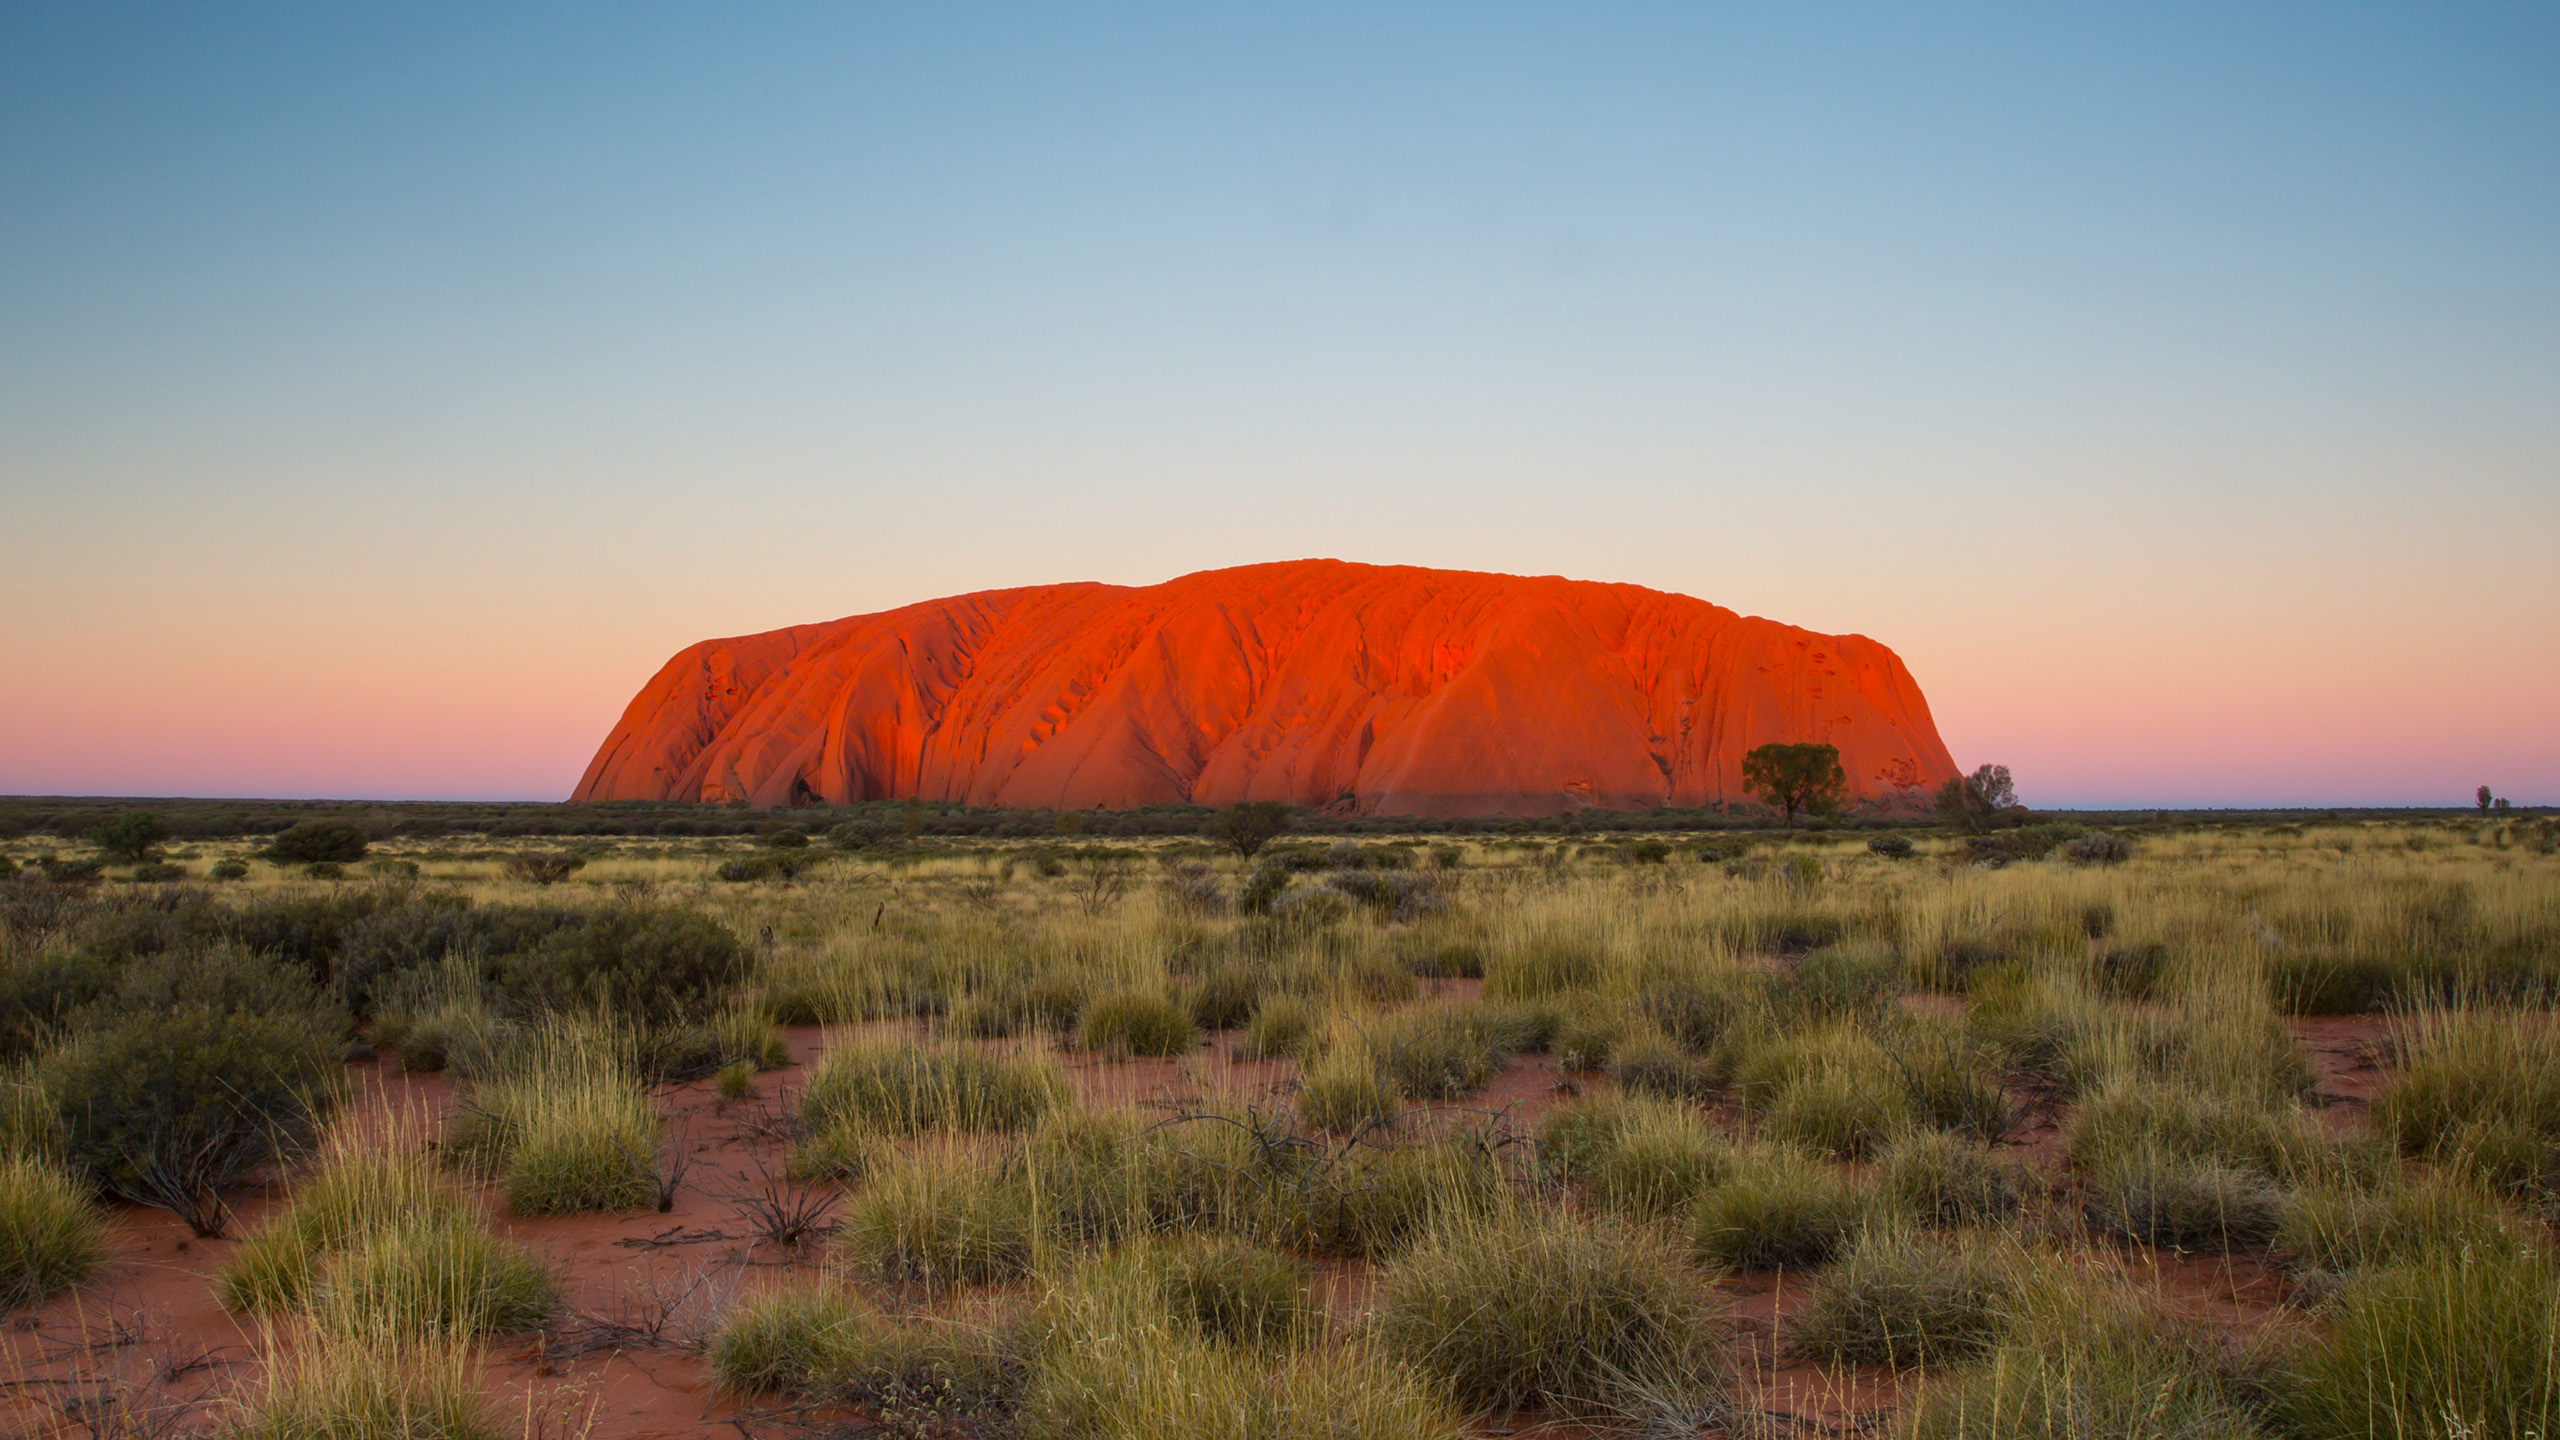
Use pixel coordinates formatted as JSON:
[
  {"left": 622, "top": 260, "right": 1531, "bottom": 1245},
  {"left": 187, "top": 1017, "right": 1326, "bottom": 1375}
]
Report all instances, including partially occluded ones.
[{"left": 4, "top": 8, "right": 2555, "bottom": 807}]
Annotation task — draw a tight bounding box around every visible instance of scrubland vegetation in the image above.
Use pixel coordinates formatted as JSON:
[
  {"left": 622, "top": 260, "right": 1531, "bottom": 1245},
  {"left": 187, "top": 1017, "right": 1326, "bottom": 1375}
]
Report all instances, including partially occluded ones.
[{"left": 0, "top": 809, "right": 2555, "bottom": 1437}]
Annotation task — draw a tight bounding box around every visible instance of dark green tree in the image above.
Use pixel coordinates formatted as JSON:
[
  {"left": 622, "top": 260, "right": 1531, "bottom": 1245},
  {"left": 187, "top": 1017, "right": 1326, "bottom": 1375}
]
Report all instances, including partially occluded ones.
[
  {"left": 1209, "top": 800, "right": 1292, "bottom": 860},
  {"left": 2478, "top": 785, "right": 2495, "bottom": 815},
  {"left": 263, "top": 819, "right": 370, "bottom": 864},
  {"left": 89, "top": 810, "right": 172, "bottom": 864},
  {"left": 1740, "top": 743, "right": 1847, "bottom": 825},
  {"left": 1934, "top": 765, "right": 2018, "bottom": 833}
]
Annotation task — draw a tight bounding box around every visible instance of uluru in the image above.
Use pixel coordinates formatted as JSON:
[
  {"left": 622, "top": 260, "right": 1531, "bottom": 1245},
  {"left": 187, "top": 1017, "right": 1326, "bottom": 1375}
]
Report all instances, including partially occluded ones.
[{"left": 573, "top": 560, "right": 1960, "bottom": 818}]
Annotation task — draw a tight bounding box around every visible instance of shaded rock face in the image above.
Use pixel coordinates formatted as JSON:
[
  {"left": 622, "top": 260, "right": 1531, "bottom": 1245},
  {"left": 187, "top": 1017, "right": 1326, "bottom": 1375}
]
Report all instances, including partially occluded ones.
[{"left": 572, "top": 560, "right": 1960, "bottom": 818}]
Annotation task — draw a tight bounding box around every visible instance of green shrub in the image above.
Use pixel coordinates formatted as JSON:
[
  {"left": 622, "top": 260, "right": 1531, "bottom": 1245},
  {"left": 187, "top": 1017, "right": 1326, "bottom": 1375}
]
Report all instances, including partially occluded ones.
[
  {"left": 2280, "top": 1244, "right": 2559, "bottom": 1440},
  {"left": 0, "top": 1153, "right": 105, "bottom": 1310},
  {"left": 1878, "top": 1131, "right": 2021, "bottom": 1227},
  {"left": 209, "top": 858, "right": 250, "bottom": 881},
  {"left": 89, "top": 809, "right": 172, "bottom": 864},
  {"left": 800, "top": 1040, "right": 1067, "bottom": 1136},
  {"left": 1375, "top": 1204, "right": 1728, "bottom": 1418},
  {"left": 837, "top": 1150, "right": 1035, "bottom": 1287},
  {"left": 1075, "top": 989, "right": 1197, "bottom": 1058},
  {"left": 1689, "top": 1144, "right": 1875, "bottom": 1270},
  {"left": 1787, "top": 1228, "right": 2018, "bottom": 1368},
  {"left": 264, "top": 820, "right": 370, "bottom": 864},
  {"left": 38, "top": 991, "right": 342, "bottom": 1235},
  {"left": 490, "top": 904, "right": 744, "bottom": 1027}
]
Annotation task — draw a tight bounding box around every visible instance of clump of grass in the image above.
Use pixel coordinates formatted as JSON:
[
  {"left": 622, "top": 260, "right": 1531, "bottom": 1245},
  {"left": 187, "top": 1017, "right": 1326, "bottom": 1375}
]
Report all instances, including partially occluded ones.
[
  {"left": 2066, "top": 1079, "right": 2353, "bottom": 1186},
  {"left": 837, "top": 1148, "right": 1036, "bottom": 1288},
  {"left": 1787, "top": 1228, "right": 2020, "bottom": 1369},
  {"left": 0, "top": 1152, "right": 106, "bottom": 1311},
  {"left": 1901, "top": 1264, "right": 2262, "bottom": 1440},
  {"left": 1689, "top": 1142, "right": 1877, "bottom": 1270},
  {"left": 800, "top": 1040, "right": 1068, "bottom": 1137},
  {"left": 2279, "top": 1242, "right": 2559, "bottom": 1440},
  {"left": 2275, "top": 1172, "right": 2529, "bottom": 1273},
  {"left": 1764, "top": 1057, "right": 1918, "bottom": 1160},
  {"left": 1268, "top": 1125, "right": 1516, "bottom": 1260},
  {"left": 219, "top": 1118, "right": 477, "bottom": 1313},
  {"left": 710, "top": 1280, "right": 1023, "bottom": 1417},
  {"left": 1075, "top": 989, "right": 1198, "bottom": 1058},
  {"left": 316, "top": 1216, "right": 557, "bottom": 1338},
  {"left": 2371, "top": 1008, "right": 2560, "bottom": 1204},
  {"left": 1877, "top": 1130, "right": 2022, "bottom": 1227},
  {"left": 1607, "top": 1031, "right": 1719, "bottom": 1101},
  {"left": 1235, "top": 994, "right": 1319, "bottom": 1060},
  {"left": 446, "top": 1036, "right": 660, "bottom": 1215},
  {"left": 1373, "top": 1203, "right": 1728, "bottom": 1419},
  {"left": 1296, "top": 1047, "right": 1400, "bottom": 1134},
  {"left": 1149, "top": 1234, "right": 1309, "bottom": 1346},
  {"left": 2080, "top": 1149, "right": 2286, "bottom": 1251},
  {"left": 220, "top": 1328, "right": 496, "bottom": 1440},
  {"left": 1536, "top": 1094, "right": 1730, "bottom": 1220},
  {"left": 1375, "top": 1002, "right": 1511, "bottom": 1100}
]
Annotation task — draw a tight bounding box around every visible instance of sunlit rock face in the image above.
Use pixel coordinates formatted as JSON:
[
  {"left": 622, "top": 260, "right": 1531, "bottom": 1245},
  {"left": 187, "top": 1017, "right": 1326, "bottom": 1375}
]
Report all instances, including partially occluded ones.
[{"left": 572, "top": 560, "right": 1959, "bottom": 818}]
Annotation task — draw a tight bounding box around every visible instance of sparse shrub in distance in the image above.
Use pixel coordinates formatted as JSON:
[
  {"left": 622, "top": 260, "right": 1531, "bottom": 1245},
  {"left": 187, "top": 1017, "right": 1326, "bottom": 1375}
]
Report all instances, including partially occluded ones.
[
  {"left": 800, "top": 1040, "right": 1066, "bottom": 1137},
  {"left": 500, "top": 851, "right": 584, "bottom": 886},
  {"left": 0, "top": 1153, "right": 106, "bottom": 1310},
  {"left": 1237, "top": 864, "right": 1290, "bottom": 916},
  {"left": 1160, "top": 861, "right": 1228, "bottom": 916},
  {"left": 126, "top": 862, "right": 185, "bottom": 883},
  {"left": 1375, "top": 1204, "right": 1729, "bottom": 1419},
  {"left": 210, "top": 857, "right": 250, "bottom": 881},
  {"left": 758, "top": 824, "right": 808, "bottom": 849},
  {"left": 1689, "top": 1144, "right": 1876, "bottom": 1270},
  {"left": 1787, "top": 1228, "right": 2019, "bottom": 1368},
  {"left": 2280, "top": 1243, "right": 2559, "bottom": 1440},
  {"left": 1868, "top": 834, "right": 1914, "bottom": 859},
  {"left": 1934, "top": 764, "right": 2017, "bottom": 833},
  {"left": 2063, "top": 830, "right": 2134, "bottom": 865},
  {"left": 1075, "top": 988, "right": 1197, "bottom": 1058},
  {"left": 490, "top": 903, "right": 744, "bottom": 1027},
  {"left": 1209, "top": 800, "right": 1291, "bottom": 860},
  {"left": 1878, "top": 1130, "right": 2021, "bottom": 1227},
  {"left": 265, "top": 819, "right": 371, "bottom": 865},
  {"left": 303, "top": 861, "right": 347, "bottom": 880},
  {"left": 88, "top": 809, "right": 171, "bottom": 864}
]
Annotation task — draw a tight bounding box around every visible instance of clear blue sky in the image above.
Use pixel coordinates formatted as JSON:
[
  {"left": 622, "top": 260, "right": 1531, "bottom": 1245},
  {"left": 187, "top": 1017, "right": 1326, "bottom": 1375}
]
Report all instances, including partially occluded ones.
[{"left": 4, "top": 4, "right": 2554, "bottom": 805}]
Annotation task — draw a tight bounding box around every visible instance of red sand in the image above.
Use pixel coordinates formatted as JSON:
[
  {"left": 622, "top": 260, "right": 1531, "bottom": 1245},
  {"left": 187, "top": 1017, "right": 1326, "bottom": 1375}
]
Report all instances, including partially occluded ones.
[{"left": 571, "top": 560, "right": 1958, "bottom": 818}]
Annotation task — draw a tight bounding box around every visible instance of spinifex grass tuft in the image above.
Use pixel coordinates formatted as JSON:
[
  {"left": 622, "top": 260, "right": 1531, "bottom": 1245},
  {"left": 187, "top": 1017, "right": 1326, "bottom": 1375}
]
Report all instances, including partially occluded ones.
[{"left": 0, "top": 1152, "right": 105, "bottom": 1311}]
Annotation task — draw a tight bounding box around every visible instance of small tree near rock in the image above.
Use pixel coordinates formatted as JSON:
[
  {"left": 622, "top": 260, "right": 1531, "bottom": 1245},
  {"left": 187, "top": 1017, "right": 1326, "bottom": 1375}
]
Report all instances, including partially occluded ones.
[
  {"left": 1741, "top": 743, "right": 1847, "bottom": 825},
  {"left": 1209, "top": 801, "right": 1292, "bottom": 860},
  {"left": 1935, "top": 765, "right": 2018, "bottom": 834}
]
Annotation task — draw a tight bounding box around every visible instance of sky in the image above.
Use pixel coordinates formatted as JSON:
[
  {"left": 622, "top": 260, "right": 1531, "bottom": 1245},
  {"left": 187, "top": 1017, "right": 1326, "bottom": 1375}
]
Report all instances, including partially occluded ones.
[{"left": 2, "top": 4, "right": 2554, "bottom": 808}]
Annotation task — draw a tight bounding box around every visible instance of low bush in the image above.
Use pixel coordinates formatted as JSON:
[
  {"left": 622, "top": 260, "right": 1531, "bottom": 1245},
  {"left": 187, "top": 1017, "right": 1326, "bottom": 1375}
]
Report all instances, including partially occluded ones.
[
  {"left": 800, "top": 1040, "right": 1067, "bottom": 1136},
  {"left": 1787, "top": 1228, "right": 2019, "bottom": 1368},
  {"left": 1075, "top": 988, "right": 1197, "bottom": 1058},
  {"left": 2275, "top": 1173, "right": 2528, "bottom": 1273},
  {"left": 1375, "top": 1204, "right": 1728, "bottom": 1419},
  {"left": 1878, "top": 1130, "right": 2022, "bottom": 1227},
  {"left": 1868, "top": 835, "right": 1915, "bottom": 859},
  {"left": 2280, "top": 1243, "right": 2559, "bottom": 1440},
  {"left": 222, "top": 1330, "right": 495, "bottom": 1440},
  {"left": 0, "top": 1153, "right": 106, "bottom": 1311},
  {"left": 1589, "top": 1098, "right": 1731, "bottom": 1220},
  {"left": 490, "top": 903, "right": 744, "bottom": 1027},
  {"left": 1608, "top": 1032, "right": 1719, "bottom": 1101},
  {"left": 318, "top": 1217, "right": 558, "bottom": 1337},
  {"left": 1689, "top": 1144, "right": 1876, "bottom": 1270},
  {"left": 1150, "top": 1234, "right": 1308, "bottom": 1345},
  {"left": 264, "top": 820, "right": 371, "bottom": 864},
  {"left": 2066, "top": 1080, "right": 2350, "bottom": 1186},
  {"left": 1377, "top": 1003, "right": 1511, "bottom": 1100},
  {"left": 2062, "top": 831, "right": 2134, "bottom": 865},
  {"left": 219, "top": 1123, "right": 477, "bottom": 1314},
  {"left": 37, "top": 979, "right": 343, "bottom": 1235}
]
